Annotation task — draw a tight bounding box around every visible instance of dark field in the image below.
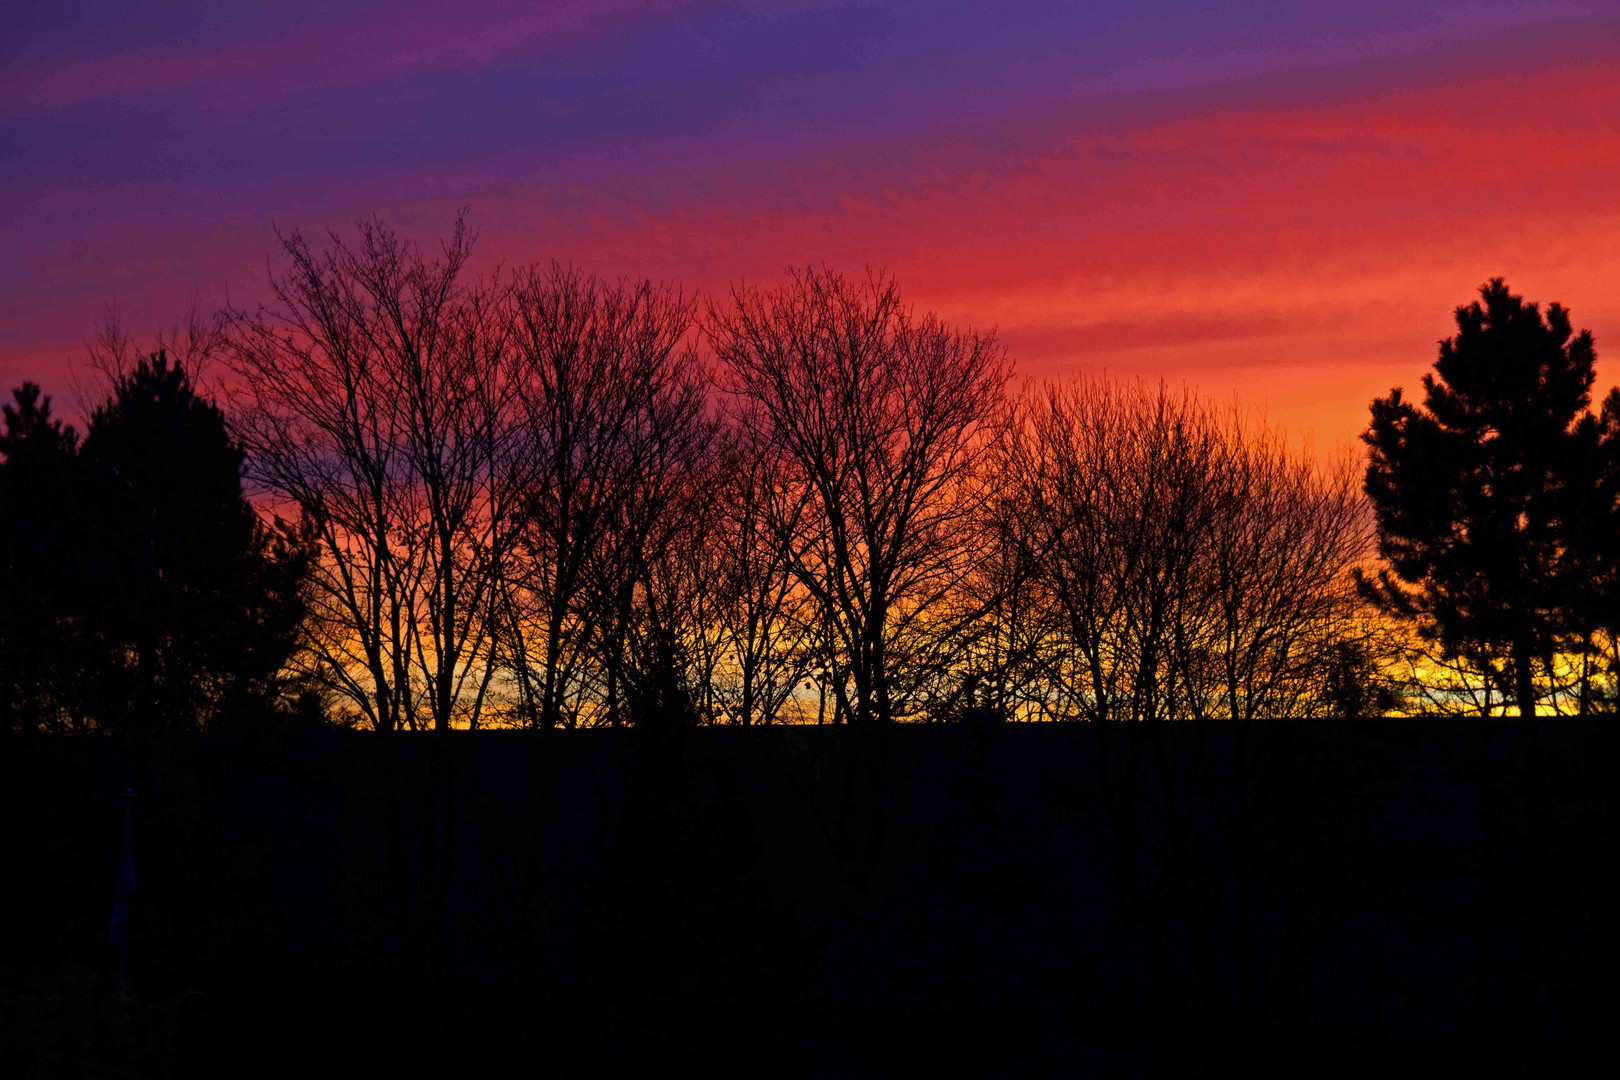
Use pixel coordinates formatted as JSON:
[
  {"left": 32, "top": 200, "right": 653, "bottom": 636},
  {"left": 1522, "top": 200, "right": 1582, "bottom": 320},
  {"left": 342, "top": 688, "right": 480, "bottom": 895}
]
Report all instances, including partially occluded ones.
[{"left": 2, "top": 719, "right": 1611, "bottom": 1077}]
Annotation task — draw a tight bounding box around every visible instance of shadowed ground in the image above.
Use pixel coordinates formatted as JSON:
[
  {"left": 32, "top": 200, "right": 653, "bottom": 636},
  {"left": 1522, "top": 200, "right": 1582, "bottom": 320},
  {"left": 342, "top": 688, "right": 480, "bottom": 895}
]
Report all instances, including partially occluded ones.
[{"left": 1, "top": 719, "right": 1609, "bottom": 1076}]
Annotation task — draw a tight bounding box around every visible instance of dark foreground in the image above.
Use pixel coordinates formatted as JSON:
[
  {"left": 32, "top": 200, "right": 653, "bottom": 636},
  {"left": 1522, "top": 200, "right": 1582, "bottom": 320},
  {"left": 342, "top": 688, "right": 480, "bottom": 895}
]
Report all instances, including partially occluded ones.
[{"left": 2, "top": 718, "right": 1612, "bottom": 1077}]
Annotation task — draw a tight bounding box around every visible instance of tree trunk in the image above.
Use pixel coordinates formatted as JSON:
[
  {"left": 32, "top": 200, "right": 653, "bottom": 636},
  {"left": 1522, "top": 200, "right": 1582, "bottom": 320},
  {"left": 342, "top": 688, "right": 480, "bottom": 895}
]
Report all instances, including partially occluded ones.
[{"left": 1513, "top": 642, "right": 1536, "bottom": 719}]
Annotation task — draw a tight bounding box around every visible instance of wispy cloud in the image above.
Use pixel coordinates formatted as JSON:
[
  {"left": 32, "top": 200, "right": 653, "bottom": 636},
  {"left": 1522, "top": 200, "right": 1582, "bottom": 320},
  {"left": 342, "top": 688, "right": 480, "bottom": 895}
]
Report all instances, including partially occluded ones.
[{"left": 5, "top": 1, "right": 1617, "bottom": 444}]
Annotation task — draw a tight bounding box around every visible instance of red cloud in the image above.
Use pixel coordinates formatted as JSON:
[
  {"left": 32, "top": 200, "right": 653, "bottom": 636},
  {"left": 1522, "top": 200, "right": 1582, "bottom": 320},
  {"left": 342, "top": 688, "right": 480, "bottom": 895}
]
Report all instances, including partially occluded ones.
[{"left": 8, "top": 44, "right": 1620, "bottom": 449}]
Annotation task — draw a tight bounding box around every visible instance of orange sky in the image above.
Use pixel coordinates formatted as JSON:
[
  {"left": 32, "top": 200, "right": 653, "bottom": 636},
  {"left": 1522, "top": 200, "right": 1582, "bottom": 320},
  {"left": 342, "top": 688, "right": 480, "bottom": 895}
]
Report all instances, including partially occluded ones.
[
  {"left": 6, "top": 3, "right": 1620, "bottom": 451},
  {"left": 458, "top": 53, "right": 1620, "bottom": 454}
]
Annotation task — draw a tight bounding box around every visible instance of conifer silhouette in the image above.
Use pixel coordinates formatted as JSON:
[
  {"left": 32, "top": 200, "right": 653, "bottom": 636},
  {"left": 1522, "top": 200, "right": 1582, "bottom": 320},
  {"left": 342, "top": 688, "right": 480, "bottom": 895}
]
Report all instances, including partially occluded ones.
[
  {"left": 75, "top": 352, "right": 310, "bottom": 732},
  {"left": 0, "top": 383, "right": 84, "bottom": 730},
  {"left": 1362, "top": 279, "right": 1598, "bottom": 716}
]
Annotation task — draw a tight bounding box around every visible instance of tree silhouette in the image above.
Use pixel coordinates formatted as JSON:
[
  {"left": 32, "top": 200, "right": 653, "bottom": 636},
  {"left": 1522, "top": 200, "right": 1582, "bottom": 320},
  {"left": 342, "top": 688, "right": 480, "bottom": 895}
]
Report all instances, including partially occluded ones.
[
  {"left": 1563, "top": 386, "right": 1620, "bottom": 708},
  {"left": 709, "top": 268, "right": 1010, "bottom": 725},
  {"left": 225, "top": 219, "right": 529, "bottom": 732},
  {"left": 77, "top": 352, "right": 309, "bottom": 732},
  {"left": 1001, "top": 379, "right": 1366, "bottom": 723},
  {"left": 502, "top": 263, "right": 714, "bottom": 730},
  {"left": 1362, "top": 279, "right": 1598, "bottom": 717},
  {"left": 0, "top": 383, "right": 84, "bottom": 732}
]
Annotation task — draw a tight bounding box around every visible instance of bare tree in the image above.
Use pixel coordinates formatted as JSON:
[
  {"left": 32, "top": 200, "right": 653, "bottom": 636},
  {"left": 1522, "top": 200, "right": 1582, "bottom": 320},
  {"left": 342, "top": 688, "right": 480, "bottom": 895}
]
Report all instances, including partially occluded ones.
[
  {"left": 1192, "top": 416, "right": 1371, "bottom": 722},
  {"left": 1004, "top": 379, "right": 1368, "bottom": 723},
  {"left": 497, "top": 265, "right": 712, "bottom": 728},
  {"left": 947, "top": 457, "right": 1053, "bottom": 721},
  {"left": 225, "top": 215, "right": 521, "bottom": 732},
  {"left": 708, "top": 268, "right": 1012, "bottom": 724},
  {"left": 1005, "top": 380, "right": 1215, "bottom": 723},
  {"left": 587, "top": 353, "right": 719, "bottom": 727},
  {"left": 707, "top": 425, "right": 816, "bottom": 725}
]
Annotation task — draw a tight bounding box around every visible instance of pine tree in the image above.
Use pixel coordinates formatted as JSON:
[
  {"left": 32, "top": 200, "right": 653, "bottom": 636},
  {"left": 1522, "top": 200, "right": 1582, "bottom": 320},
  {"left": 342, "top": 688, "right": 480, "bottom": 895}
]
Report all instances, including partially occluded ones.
[
  {"left": 77, "top": 352, "right": 310, "bottom": 732},
  {"left": 1362, "top": 279, "right": 1598, "bottom": 716},
  {"left": 1563, "top": 387, "right": 1620, "bottom": 708},
  {"left": 0, "top": 383, "right": 83, "bottom": 731}
]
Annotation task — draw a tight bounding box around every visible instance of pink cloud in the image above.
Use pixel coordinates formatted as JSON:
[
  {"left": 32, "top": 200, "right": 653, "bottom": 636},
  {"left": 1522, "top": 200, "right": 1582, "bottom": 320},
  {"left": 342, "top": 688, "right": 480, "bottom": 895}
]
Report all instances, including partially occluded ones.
[{"left": 9, "top": 40, "right": 1620, "bottom": 450}]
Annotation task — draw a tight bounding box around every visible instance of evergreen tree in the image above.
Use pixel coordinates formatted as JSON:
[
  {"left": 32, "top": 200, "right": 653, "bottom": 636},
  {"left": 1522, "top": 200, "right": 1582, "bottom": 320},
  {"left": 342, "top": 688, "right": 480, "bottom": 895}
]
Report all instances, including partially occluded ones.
[
  {"left": 0, "top": 383, "right": 83, "bottom": 731},
  {"left": 1362, "top": 279, "right": 1598, "bottom": 716},
  {"left": 1563, "top": 387, "right": 1620, "bottom": 707},
  {"left": 76, "top": 352, "right": 310, "bottom": 732}
]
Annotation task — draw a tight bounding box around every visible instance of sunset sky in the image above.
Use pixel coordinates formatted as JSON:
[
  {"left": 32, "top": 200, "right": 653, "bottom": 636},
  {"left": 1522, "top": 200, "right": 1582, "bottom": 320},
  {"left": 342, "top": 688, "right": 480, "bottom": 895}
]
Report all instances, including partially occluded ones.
[{"left": 6, "top": 1, "right": 1619, "bottom": 449}]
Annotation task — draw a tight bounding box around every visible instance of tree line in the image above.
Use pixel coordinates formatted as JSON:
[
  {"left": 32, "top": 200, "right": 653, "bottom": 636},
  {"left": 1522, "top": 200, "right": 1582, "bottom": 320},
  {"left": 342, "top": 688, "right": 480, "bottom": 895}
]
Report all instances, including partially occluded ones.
[{"left": 3, "top": 219, "right": 1616, "bottom": 734}]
